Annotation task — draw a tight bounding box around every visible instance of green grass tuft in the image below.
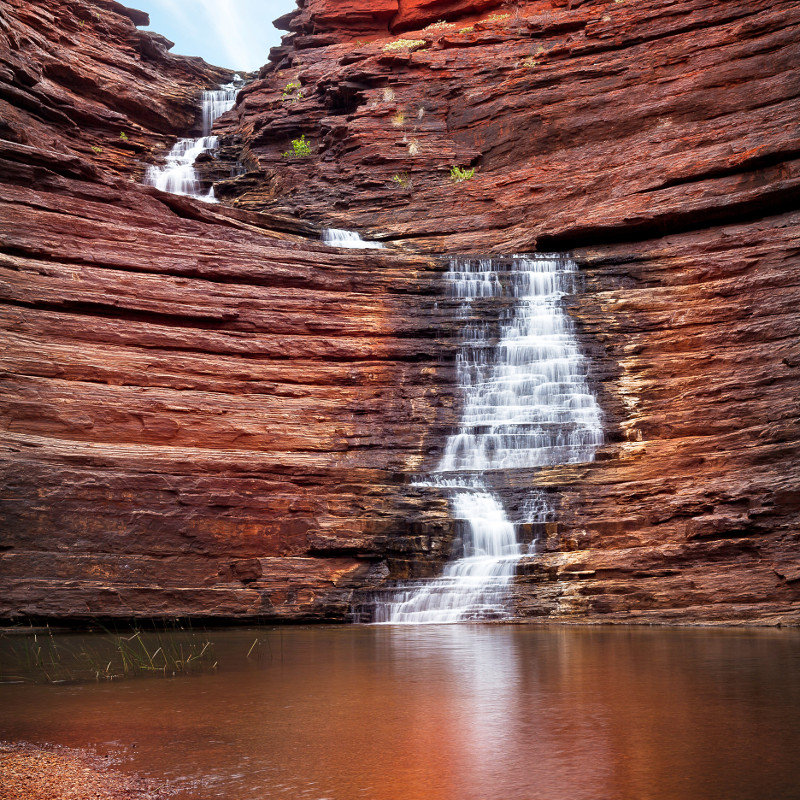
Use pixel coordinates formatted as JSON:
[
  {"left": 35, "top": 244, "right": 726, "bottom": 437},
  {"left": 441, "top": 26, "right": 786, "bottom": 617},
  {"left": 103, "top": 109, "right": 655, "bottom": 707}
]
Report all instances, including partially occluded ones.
[{"left": 450, "top": 165, "right": 475, "bottom": 183}]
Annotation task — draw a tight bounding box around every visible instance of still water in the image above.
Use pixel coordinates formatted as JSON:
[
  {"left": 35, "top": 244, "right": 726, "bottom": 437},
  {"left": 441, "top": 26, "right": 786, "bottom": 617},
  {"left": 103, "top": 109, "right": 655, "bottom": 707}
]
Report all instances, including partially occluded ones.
[{"left": 1, "top": 625, "right": 799, "bottom": 800}]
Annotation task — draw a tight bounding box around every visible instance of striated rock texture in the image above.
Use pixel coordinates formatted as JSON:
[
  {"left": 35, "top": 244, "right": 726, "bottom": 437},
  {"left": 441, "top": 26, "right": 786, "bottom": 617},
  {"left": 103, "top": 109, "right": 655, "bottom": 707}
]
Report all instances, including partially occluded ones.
[
  {"left": 0, "top": 0, "right": 455, "bottom": 621},
  {"left": 205, "top": 0, "right": 800, "bottom": 625},
  {"left": 0, "top": 0, "right": 235, "bottom": 181},
  {"left": 1, "top": 0, "right": 799, "bottom": 624}
]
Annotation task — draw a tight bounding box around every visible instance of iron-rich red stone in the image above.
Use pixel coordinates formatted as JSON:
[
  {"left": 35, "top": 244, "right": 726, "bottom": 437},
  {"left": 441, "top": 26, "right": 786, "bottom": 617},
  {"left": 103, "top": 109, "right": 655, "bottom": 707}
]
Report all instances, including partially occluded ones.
[{"left": 1, "top": 0, "right": 798, "bottom": 624}]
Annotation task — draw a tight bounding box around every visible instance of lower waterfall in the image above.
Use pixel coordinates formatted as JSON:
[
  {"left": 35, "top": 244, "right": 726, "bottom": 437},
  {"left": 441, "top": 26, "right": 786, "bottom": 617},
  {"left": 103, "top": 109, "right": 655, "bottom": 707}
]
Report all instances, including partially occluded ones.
[
  {"left": 371, "top": 254, "right": 603, "bottom": 624},
  {"left": 145, "top": 77, "right": 241, "bottom": 202}
]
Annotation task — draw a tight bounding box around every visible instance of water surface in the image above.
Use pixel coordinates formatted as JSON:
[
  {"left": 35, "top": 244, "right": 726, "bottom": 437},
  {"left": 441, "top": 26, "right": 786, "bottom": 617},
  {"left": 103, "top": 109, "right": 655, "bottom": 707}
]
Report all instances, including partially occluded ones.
[{"left": 1, "top": 625, "right": 799, "bottom": 800}]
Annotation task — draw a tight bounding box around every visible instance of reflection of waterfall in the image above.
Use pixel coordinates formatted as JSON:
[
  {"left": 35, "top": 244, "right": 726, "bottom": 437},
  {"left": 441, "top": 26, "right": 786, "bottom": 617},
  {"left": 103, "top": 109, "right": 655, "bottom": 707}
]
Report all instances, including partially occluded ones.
[
  {"left": 322, "top": 228, "right": 385, "bottom": 249},
  {"left": 372, "top": 255, "right": 603, "bottom": 624},
  {"left": 145, "top": 76, "right": 241, "bottom": 202}
]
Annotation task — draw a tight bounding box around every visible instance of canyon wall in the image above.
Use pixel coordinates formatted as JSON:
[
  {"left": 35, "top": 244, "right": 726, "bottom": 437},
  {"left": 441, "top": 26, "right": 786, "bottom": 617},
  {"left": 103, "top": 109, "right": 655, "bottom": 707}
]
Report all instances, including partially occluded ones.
[
  {"left": 1, "top": 0, "right": 799, "bottom": 623},
  {"left": 0, "top": 0, "right": 456, "bottom": 621}
]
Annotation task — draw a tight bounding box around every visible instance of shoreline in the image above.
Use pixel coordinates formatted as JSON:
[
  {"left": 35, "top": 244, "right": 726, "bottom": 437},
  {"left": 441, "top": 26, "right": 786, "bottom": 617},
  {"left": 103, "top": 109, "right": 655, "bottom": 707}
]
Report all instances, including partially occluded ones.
[{"left": 0, "top": 742, "right": 169, "bottom": 800}]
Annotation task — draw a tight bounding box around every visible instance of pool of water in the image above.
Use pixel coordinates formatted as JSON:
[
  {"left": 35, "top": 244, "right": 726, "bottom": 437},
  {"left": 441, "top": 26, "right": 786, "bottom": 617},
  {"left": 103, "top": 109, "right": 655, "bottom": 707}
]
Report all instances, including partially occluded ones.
[{"left": 1, "top": 625, "right": 799, "bottom": 800}]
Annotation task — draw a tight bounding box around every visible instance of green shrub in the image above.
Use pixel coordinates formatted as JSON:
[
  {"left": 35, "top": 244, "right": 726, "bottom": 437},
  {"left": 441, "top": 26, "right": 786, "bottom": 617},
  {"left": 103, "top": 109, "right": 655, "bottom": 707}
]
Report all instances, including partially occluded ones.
[
  {"left": 90, "top": 145, "right": 103, "bottom": 155},
  {"left": 392, "top": 172, "right": 412, "bottom": 189},
  {"left": 281, "top": 80, "right": 303, "bottom": 102},
  {"left": 119, "top": 131, "right": 129, "bottom": 141},
  {"left": 450, "top": 165, "right": 475, "bottom": 182},
  {"left": 282, "top": 134, "right": 312, "bottom": 158}
]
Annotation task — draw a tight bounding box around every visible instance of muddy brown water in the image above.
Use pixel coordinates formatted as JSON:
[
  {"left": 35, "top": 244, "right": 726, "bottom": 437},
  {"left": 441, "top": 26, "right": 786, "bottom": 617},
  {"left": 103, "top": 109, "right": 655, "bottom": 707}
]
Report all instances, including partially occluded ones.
[{"left": 1, "top": 625, "right": 799, "bottom": 800}]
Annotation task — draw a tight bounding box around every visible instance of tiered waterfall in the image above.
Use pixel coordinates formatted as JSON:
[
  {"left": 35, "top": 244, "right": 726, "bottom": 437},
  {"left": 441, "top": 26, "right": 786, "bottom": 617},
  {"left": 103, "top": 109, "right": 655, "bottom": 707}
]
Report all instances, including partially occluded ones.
[
  {"left": 372, "top": 254, "right": 603, "bottom": 624},
  {"left": 145, "top": 77, "right": 241, "bottom": 201}
]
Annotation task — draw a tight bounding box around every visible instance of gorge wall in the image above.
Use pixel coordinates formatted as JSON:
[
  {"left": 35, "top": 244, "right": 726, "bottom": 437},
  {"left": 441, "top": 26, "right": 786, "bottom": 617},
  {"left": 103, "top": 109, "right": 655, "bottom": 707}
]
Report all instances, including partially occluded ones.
[{"left": 1, "top": 0, "right": 799, "bottom": 624}]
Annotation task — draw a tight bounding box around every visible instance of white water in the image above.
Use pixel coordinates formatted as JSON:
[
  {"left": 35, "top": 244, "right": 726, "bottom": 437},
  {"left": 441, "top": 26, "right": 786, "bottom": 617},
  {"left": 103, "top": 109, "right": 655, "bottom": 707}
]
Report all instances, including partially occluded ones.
[
  {"left": 373, "top": 255, "right": 603, "bottom": 624},
  {"left": 145, "top": 77, "right": 241, "bottom": 202},
  {"left": 322, "top": 228, "right": 385, "bottom": 249}
]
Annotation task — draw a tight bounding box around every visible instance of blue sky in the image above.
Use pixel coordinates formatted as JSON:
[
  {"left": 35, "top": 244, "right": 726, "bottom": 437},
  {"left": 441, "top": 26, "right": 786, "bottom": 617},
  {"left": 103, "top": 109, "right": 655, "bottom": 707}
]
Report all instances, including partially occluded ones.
[{"left": 132, "top": 0, "right": 298, "bottom": 72}]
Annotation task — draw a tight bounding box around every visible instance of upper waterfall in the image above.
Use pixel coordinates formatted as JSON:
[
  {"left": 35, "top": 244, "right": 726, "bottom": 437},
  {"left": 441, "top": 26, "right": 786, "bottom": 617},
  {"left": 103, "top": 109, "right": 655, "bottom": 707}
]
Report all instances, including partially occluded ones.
[
  {"left": 202, "top": 81, "right": 240, "bottom": 136},
  {"left": 145, "top": 76, "right": 242, "bottom": 202}
]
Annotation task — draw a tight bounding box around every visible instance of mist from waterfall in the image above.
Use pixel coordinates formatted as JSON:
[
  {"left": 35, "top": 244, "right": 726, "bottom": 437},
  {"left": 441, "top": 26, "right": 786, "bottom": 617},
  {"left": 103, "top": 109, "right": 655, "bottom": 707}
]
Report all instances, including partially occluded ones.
[
  {"left": 144, "top": 77, "right": 241, "bottom": 202},
  {"left": 372, "top": 255, "right": 603, "bottom": 624}
]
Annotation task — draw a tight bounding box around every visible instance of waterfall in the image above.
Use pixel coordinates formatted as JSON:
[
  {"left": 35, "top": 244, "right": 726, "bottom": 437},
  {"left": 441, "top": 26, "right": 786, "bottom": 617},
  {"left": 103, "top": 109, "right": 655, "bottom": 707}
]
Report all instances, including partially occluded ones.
[
  {"left": 371, "top": 254, "right": 603, "bottom": 624},
  {"left": 145, "top": 76, "right": 241, "bottom": 202},
  {"left": 322, "top": 228, "right": 385, "bottom": 249}
]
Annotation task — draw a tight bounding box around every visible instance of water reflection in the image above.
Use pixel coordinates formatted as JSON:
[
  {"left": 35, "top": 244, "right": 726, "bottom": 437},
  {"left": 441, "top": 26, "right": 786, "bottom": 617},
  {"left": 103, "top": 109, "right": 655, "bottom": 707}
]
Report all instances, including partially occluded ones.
[{"left": 1, "top": 626, "right": 799, "bottom": 800}]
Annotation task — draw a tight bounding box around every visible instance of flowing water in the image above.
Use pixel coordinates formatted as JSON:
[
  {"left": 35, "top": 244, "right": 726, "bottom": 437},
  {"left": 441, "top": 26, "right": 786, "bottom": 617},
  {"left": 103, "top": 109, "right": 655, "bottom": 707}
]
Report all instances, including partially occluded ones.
[
  {"left": 373, "top": 255, "right": 603, "bottom": 624},
  {"left": 144, "top": 77, "right": 241, "bottom": 202},
  {"left": 1, "top": 626, "right": 799, "bottom": 800},
  {"left": 322, "top": 228, "right": 385, "bottom": 249}
]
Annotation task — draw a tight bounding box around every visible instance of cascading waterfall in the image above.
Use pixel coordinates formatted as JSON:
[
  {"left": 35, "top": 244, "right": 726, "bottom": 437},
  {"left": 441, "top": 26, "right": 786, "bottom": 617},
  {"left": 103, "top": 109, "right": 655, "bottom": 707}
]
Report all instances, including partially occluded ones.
[
  {"left": 145, "top": 76, "right": 241, "bottom": 202},
  {"left": 372, "top": 254, "right": 603, "bottom": 624},
  {"left": 322, "top": 228, "right": 385, "bottom": 249}
]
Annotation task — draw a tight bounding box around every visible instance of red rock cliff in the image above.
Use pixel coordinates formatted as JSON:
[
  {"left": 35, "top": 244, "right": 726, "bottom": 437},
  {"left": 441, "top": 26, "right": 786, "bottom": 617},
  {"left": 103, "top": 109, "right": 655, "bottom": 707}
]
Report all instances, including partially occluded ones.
[
  {"left": 210, "top": 0, "right": 800, "bottom": 624},
  {"left": 0, "top": 0, "right": 455, "bottom": 621},
  {"left": 1, "top": 0, "right": 799, "bottom": 624}
]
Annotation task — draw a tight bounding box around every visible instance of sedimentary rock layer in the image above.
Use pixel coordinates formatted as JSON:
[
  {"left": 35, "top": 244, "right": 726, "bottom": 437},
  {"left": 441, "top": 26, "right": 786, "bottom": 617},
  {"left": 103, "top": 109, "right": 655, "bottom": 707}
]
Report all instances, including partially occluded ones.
[
  {"left": 214, "top": 0, "right": 800, "bottom": 623},
  {"left": 0, "top": 0, "right": 456, "bottom": 621},
  {"left": 214, "top": 0, "right": 800, "bottom": 254},
  {"left": 1, "top": 0, "right": 799, "bottom": 624}
]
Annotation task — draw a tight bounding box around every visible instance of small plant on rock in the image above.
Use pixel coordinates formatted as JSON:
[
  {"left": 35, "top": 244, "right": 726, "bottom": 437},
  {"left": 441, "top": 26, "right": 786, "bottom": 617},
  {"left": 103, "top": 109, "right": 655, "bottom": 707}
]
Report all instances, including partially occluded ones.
[
  {"left": 282, "top": 134, "right": 312, "bottom": 158},
  {"left": 391, "top": 110, "right": 406, "bottom": 127},
  {"left": 119, "top": 131, "right": 129, "bottom": 141},
  {"left": 91, "top": 145, "right": 103, "bottom": 155},
  {"left": 459, "top": 26, "right": 474, "bottom": 34},
  {"left": 423, "top": 20, "right": 452, "bottom": 32},
  {"left": 450, "top": 165, "right": 475, "bottom": 183},
  {"left": 486, "top": 12, "right": 510, "bottom": 21},
  {"left": 383, "top": 38, "right": 427, "bottom": 53},
  {"left": 392, "top": 172, "right": 412, "bottom": 189},
  {"left": 281, "top": 80, "right": 302, "bottom": 102}
]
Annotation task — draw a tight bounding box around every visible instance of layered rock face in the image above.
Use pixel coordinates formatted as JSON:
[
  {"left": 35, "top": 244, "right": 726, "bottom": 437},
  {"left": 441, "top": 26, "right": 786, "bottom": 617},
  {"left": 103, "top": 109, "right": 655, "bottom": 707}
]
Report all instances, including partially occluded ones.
[
  {"left": 205, "top": 0, "right": 800, "bottom": 624},
  {"left": 0, "top": 0, "right": 234, "bottom": 180},
  {"left": 1, "top": 0, "right": 799, "bottom": 623},
  {"left": 0, "top": 0, "right": 455, "bottom": 621}
]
